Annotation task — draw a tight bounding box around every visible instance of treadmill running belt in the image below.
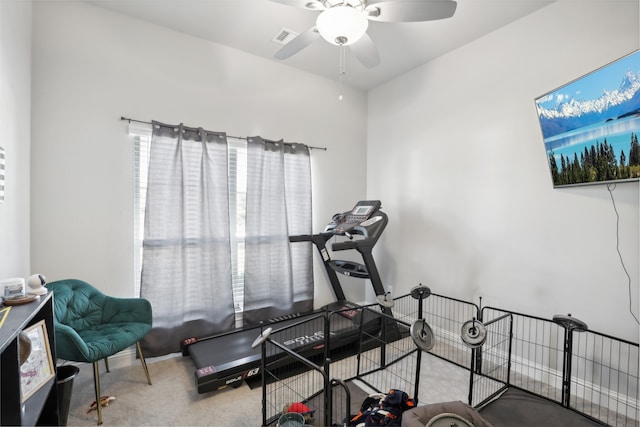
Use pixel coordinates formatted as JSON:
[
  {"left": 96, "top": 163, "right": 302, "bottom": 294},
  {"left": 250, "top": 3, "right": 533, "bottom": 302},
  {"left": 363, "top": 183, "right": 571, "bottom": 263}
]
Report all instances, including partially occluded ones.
[{"left": 186, "top": 305, "right": 383, "bottom": 393}]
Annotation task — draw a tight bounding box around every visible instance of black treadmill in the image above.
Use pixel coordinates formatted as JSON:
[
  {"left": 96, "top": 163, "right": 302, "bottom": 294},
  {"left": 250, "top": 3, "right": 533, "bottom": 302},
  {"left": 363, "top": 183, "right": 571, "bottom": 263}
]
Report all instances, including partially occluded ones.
[
  {"left": 300, "top": 199, "right": 392, "bottom": 317},
  {"left": 182, "top": 200, "right": 392, "bottom": 394}
]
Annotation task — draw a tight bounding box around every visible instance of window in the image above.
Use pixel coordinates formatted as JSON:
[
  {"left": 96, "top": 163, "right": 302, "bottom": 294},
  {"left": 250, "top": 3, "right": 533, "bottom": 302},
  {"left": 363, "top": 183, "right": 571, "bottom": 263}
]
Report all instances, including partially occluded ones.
[
  {"left": 132, "top": 126, "right": 247, "bottom": 324},
  {"left": 227, "top": 139, "right": 247, "bottom": 317},
  {"left": 132, "top": 128, "right": 151, "bottom": 299}
]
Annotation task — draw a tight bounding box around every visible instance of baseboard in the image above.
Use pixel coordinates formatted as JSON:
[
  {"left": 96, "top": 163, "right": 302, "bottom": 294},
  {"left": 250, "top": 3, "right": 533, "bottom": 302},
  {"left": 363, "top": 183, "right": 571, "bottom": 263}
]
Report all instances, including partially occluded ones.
[{"left": 57, "top": 346, "right": 179, "bottom": 372}]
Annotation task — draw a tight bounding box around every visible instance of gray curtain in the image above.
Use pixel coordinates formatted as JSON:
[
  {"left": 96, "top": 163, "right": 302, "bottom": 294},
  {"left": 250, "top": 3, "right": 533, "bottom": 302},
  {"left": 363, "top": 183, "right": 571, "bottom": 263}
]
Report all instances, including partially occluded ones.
[
  {"left": 140, "top": 121, "right": 235, "bottom": 357},
  {"left": 243, "top": 137, "right": 313, "bottom": 326}
]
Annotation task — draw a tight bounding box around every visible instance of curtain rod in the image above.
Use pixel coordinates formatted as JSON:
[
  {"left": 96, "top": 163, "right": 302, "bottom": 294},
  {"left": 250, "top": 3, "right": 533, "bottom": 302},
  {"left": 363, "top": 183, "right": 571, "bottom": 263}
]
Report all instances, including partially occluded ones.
[{"left": 120, "top": 116, "right": 327, "bottom": 151}]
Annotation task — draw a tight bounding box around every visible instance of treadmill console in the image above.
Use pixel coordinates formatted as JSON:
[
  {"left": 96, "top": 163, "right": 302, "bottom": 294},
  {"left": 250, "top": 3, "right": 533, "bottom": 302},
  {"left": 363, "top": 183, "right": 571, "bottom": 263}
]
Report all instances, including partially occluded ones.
[{"left": 328, "top": 200, "right": 382, "bottom": 235}]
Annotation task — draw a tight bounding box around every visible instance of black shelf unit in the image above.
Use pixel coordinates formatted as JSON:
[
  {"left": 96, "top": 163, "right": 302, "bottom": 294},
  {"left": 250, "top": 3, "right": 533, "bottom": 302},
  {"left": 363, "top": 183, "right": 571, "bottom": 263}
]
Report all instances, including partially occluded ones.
[{"left": 0, "top": 291, "right": 59, "bottom": 426}]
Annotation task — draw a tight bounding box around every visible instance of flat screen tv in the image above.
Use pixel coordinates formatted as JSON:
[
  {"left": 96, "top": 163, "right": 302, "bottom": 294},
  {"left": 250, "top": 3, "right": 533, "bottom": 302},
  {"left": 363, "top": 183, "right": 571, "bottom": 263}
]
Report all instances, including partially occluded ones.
[{"left": 535, "top": 50, "right": 640, "bottom": 188}]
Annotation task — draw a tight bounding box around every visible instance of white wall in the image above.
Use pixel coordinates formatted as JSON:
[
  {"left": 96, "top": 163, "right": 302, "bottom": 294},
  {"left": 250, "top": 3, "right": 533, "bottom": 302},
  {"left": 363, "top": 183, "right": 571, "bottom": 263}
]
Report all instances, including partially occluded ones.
[
  {"left": 0, "top": 1, "right": 32, "bottom": 280},
  {"left": 30, "top": 1, "right": 640, "bottom": 342},
  {"left": 30, "top": 1, "right": 367, "bottom": 305},
  {"left": 368, "top": 1, "right": 639, "bottom": 342}
]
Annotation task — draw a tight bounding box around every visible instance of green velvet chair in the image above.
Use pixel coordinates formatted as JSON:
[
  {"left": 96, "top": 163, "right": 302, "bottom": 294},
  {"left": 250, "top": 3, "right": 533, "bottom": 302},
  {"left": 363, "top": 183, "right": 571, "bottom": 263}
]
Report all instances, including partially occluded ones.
[{"left": 46, "top": 279, "right": 153, "bottom": 425}]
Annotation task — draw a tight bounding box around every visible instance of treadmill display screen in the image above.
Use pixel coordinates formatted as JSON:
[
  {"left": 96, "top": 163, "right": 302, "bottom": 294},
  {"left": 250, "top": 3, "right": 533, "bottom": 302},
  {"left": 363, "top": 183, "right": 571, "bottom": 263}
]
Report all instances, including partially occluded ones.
[
  {"left": 332, "top": 200, "right": 382, "bottom": 234},
  {"left": 353, "top": 205, "right": 373, "bottom": 216}
]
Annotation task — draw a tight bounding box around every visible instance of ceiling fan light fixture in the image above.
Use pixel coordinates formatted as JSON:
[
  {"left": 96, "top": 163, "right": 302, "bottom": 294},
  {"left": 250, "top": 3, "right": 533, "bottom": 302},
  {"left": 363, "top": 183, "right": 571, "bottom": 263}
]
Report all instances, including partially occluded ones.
[{"left": 316, "top": 6, "right": 368, "bottom": 46}]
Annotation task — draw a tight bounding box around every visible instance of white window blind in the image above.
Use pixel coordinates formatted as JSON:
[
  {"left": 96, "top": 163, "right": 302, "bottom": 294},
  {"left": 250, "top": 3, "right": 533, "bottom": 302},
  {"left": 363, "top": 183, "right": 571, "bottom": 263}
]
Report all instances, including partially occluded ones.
[
  {"left": 132, "top": 125, "right": 247, "bottom": 325},
  {"left": 228, "top": 138, "right": 247, "bottom": 319},
  {"left": 132, "top": 125, "right": 151, "bottom": 299}
]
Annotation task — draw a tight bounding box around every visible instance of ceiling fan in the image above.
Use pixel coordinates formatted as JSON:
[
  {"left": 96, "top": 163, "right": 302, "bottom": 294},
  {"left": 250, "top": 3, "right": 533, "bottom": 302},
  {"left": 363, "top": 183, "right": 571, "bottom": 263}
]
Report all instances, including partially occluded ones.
[{"left": 270, "top": 0, "right": 458, "bottom": 68}]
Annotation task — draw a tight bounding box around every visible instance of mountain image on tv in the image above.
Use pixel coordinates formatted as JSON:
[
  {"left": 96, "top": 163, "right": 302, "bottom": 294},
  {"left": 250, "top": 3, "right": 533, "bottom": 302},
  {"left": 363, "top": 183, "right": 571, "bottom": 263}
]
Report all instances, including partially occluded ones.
[{"left": 535, "top": 50, "right": 640, "bottom": 187}]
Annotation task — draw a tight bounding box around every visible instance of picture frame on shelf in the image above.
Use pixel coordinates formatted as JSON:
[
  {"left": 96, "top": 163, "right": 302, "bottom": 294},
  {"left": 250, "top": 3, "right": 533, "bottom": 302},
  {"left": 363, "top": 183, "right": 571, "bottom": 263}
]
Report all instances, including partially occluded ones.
[{"left": 20, "top": 319, "right": 55, "bottom": 402}]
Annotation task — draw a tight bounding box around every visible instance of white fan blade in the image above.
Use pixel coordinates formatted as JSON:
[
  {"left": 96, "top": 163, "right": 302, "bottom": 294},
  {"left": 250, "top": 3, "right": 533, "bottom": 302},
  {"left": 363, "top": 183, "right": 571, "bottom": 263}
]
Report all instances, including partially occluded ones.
[
  {"left": 269, "top": 0, "right": 325, "bottom": 10},
  {"left": 349, "top": 33, "right": 380, "bottom": 68},
  {"left": 365, "top": 0, "right": 457, "bottom": 22},
  {"left": 274, "top": 27, "right": 321, "bottom": 60}
]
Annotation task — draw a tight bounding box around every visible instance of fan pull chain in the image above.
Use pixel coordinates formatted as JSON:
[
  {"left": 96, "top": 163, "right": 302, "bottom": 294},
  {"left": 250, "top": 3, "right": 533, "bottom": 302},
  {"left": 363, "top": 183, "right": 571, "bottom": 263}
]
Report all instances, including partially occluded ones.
[{"left": 338, "top": 43, "right": 347, "bottom": 101}]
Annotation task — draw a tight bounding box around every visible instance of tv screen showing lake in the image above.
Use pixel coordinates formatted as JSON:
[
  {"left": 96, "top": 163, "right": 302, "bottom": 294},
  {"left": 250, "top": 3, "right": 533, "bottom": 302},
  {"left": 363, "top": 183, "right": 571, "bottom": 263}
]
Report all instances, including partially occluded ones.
[{"left": 535, "top": 50, "right": 640, "bottom": 187}]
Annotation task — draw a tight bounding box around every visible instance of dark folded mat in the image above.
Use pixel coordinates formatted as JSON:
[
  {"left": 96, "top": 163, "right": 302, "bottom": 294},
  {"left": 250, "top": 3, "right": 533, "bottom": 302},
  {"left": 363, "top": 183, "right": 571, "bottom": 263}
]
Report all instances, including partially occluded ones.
[{"left": 479, "top": 387, "right": 602, "bottom": 427}]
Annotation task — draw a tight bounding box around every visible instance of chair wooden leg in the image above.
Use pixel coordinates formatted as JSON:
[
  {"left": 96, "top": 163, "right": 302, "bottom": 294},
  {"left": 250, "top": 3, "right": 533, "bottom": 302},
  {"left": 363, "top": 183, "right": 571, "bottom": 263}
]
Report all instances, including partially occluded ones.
[
  {"left": 136, "top": 342, "right": 152, "bottom": 385},
  {"left": 92, "top": 361, "right": 103, "bottom": 425},
  {"left": 103, "top": 357, "right": 110, "bottom": 373}
]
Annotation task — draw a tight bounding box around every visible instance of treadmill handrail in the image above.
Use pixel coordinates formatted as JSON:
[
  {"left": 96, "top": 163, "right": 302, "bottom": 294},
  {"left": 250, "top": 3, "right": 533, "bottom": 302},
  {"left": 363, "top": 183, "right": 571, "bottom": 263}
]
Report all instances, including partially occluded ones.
[
  {"left": 289, "top": 234, "right": 313, "bottom": 242},
  {"left": 289, "top": 231, "right": 334, "bottom": 243},
  {"left": 332, "top": 240, "right": 358, "bottom": 251}
]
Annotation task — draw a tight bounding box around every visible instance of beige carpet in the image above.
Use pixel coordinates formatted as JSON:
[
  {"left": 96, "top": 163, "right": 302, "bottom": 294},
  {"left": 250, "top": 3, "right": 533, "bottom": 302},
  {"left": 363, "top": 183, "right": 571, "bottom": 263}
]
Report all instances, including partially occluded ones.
[
  {"left": 64, "top": 353, "right": 470, "bottom": 426},
  {"left": 65, "top": 356, "right": 262, "bottom": 427}
]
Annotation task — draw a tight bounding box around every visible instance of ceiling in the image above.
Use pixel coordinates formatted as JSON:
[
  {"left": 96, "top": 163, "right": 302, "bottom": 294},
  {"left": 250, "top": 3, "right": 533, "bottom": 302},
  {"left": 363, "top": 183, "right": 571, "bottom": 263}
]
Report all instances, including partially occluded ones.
[{"left": 85, "top": 0, "right": 555, "bottom": 91}]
